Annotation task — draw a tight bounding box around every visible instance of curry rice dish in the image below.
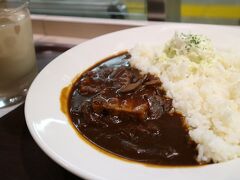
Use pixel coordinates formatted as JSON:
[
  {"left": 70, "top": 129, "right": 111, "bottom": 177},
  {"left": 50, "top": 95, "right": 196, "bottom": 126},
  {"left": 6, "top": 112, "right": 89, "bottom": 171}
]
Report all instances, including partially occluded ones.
[{"left": 65, "top": 33, "right": 240, "bottom": 165}]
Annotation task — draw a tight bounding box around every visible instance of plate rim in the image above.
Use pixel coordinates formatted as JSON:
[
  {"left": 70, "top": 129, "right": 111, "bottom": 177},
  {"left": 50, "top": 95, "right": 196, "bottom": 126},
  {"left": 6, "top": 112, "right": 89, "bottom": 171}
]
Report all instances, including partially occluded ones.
[{"left": 25, "top": 22, "right": 240, "bottom": 180}]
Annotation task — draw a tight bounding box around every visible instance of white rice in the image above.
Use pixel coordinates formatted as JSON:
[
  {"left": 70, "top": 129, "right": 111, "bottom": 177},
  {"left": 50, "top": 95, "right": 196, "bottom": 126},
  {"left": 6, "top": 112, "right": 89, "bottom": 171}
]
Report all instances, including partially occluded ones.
[{"left": 129, "top": 33, "right": 240, "bottom": 163}]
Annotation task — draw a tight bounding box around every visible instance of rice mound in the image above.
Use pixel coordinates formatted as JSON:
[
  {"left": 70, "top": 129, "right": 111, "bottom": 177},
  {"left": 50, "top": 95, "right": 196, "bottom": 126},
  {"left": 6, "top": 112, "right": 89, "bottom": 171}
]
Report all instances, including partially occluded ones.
[{"left": 129, "top": 33, "right": 240, "bottom": 163}]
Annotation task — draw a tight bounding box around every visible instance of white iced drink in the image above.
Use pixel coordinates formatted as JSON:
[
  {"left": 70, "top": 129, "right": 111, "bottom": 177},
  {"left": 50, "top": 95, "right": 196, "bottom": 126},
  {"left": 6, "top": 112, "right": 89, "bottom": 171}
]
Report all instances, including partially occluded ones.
[{"left": 0, "top": 7, "right": 37, "bottom": 98}]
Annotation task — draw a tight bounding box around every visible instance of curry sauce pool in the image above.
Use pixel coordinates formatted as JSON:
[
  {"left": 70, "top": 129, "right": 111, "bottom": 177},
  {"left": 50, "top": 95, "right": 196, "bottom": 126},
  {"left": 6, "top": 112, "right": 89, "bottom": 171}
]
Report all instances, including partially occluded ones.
[{"left": 66, "top": 52, "right": 199, "bottom": 166}]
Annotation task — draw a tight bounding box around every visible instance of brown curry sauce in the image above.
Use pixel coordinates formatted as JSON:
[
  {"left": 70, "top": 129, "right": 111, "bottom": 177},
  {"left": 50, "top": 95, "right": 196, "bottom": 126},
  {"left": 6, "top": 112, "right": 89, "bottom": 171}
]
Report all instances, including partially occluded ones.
[{"left": 61, "top": 52, "right": 199, "bottom": 166}]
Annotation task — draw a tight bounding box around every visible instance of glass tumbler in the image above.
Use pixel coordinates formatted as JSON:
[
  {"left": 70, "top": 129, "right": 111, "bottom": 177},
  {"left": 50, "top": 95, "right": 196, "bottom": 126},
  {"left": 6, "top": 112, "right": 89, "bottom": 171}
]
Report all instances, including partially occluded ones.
[{"left": 0, "top": 0, "right": 37, "bottom": 108}]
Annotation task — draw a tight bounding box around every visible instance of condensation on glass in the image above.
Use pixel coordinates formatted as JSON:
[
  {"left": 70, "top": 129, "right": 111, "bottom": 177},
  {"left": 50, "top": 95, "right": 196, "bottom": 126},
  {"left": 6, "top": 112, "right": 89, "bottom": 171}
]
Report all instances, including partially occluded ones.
[{"left": 0, "top": 1, "right": 37, "bottom": 108}]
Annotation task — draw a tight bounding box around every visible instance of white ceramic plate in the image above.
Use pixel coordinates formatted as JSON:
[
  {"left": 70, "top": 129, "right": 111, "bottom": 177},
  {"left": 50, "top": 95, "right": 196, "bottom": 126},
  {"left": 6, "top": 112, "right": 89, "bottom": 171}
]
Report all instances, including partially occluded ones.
[{"left": 25, "top": 23, "right": 240, "bottom": 180}]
